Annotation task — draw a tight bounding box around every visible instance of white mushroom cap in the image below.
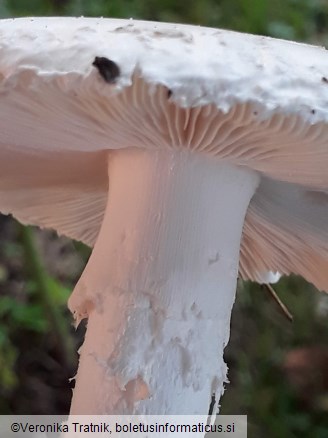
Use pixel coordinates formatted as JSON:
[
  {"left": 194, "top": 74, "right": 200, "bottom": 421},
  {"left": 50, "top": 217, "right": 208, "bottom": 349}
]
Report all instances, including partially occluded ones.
[{"left": 0, "top": 17, "right": 327, "bottom": 290}]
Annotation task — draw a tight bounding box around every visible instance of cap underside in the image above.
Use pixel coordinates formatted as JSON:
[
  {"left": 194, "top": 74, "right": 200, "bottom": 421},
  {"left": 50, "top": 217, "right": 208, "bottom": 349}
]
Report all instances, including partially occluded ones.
[{"left": 0, "top": 76, "right": 327, "bottom": 290}]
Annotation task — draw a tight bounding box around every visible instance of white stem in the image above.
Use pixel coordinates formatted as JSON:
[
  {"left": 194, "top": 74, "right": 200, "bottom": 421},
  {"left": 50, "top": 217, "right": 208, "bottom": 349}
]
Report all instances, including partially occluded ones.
[{"left": 69, "top": 148, "right": 259, "bottom": 415}]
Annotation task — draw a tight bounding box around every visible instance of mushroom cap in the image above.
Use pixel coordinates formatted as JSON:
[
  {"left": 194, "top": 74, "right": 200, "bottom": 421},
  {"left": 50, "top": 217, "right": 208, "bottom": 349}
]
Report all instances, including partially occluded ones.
[{"left": 0, "top": 17, "right": 327, "bottom": 290}]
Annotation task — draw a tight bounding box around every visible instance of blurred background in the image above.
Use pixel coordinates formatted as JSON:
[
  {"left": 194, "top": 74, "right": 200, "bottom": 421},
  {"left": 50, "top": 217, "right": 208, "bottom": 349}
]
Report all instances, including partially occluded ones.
[{"left": 1, "top": 1, "right": 328, "bottom": 437}]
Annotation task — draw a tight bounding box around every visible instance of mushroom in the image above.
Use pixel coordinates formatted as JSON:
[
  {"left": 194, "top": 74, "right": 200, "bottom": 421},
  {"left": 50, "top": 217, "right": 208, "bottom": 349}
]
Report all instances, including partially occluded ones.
[{"left": 0, "top": 17, "right": 327, "bottom": 416}]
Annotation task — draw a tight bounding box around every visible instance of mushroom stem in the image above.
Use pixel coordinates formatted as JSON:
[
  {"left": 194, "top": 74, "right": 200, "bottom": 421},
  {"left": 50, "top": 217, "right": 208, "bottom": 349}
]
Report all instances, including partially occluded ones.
[{"left": 69, "top": 148, "right": 259, "bottom": 414}]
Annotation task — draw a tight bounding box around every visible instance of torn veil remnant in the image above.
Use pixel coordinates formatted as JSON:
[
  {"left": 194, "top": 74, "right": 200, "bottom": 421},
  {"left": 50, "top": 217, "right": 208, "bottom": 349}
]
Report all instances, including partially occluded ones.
[{"left": 0, "top": 17, "right": 327, "bottom": 418}]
